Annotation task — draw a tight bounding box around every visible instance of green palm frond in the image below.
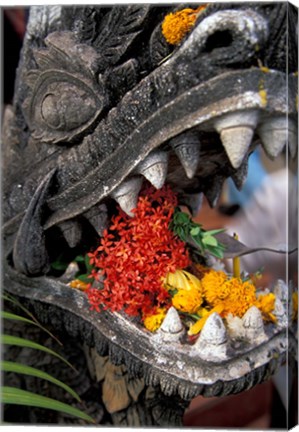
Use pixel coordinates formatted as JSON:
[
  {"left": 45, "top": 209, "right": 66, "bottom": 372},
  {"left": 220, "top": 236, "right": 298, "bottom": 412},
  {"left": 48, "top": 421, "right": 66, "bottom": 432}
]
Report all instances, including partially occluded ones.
[
  {"left": 1, "top": 361, "right": 80, "bottom": 402},
  {"left": 2, "top": 334, "right": 76, "bottom": 371},
  {"left": 2, "top": 387, "right": 95, "bottom": 423},
  {"left": 2, "top": 293, "right": 95, "bottom": 424}
]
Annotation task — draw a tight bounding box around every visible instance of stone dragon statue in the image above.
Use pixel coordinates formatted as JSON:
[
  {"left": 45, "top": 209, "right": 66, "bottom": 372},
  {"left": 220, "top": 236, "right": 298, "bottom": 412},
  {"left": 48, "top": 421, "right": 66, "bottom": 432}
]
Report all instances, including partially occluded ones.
[{"left": 2, "top": 2, "right": 298, "bottom": 426}]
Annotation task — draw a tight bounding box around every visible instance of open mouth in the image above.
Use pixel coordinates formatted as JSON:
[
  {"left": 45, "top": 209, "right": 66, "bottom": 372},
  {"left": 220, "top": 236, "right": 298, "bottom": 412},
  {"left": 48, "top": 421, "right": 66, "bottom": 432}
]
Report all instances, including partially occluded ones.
[{"left": 5, "top": 106, "right": 297, "bottom": 400}]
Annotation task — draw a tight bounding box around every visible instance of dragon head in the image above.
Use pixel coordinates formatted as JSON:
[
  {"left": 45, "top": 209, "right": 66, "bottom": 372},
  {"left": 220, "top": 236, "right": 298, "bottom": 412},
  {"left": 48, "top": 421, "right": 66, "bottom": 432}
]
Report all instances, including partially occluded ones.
[{"left": 2, "top": 3, "right": 298, "bottom": 421}]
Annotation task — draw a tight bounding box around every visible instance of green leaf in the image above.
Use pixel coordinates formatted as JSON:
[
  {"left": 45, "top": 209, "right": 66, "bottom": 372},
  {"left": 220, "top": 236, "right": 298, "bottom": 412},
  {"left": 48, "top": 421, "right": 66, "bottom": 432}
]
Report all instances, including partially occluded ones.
[
  {"left": 74, "top": 255, "right": 85, "bottom": 263},
  {"left": 180, "top": 312, "right": 199, "bottom": 321},
  {"left": 202, "top": 236, "right": 218, "bottom": 247},
  {"left": 204, "top": 228, "right": 226, "bottom": 236},
  {"left": 1, "top": 361, "right": 80, "bottom": 402},
  {"left": 205, "top": 246, "right": 224, "bottom": 259},
  {"left": 1, "top": 387, "right": 95, "bottom": 423},
  {"left": 167, "top": 288, "right": 178, "bottom": 296},
  {"left": 190, "top": 227, "right": 200, "bottom": 236},
  {"left": 77, "top": 274, "right": 93, "bottom": 284},
  {"left": 192, "top": 236, "right": 204, "bottom": 250},
  {"left": 2, "top": 335, "right": 75, "bottom": 371},
  {"left": 51, "top": 261, "right": 69, "bottom": 271},
  {"left": 1, "top": 311, "right": 37, "bottom": 326},
  {"left": 2, "top": 295, "right": 63, "bottom": 346},
  {"left": 84, "top": 254, "right": 93, "bottom": 272}
]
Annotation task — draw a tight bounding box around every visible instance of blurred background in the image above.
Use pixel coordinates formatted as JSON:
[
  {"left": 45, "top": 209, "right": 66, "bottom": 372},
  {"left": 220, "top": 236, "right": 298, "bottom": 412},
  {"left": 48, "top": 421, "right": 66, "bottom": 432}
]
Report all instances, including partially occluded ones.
[{"left": 2, "top": 6, "right": 298, "bottom": 428}]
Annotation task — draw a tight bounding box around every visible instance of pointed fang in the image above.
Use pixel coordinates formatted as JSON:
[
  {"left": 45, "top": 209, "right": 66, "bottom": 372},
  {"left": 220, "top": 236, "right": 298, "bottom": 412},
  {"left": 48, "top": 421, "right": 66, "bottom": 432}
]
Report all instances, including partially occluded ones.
[
  {"left": 191, "top": 313, "right": 229, "bottom": 360},
  {"left": 221, "top": 127, "right": 254, "bottom": 169},
  {"left": 160, "top": 307, "right": 183, "bottom": 334},
  {"left": 155, "top": 307, "right": 184, "bottom": 343},
  {"left": 274, "top": 298, "right": 288, "bottom": 328},
  {"left": 180, "top": 192, "right": 203, "bottom": 217},
  {"left": 288, "top": 118, "right": 298, "bottom": 159},
  {"left": 273, "top": 279, "right": 288, "bottom": 302},
  {"left": 137, "top": 151, "right": 168, "bottom": 189},
  {"left": 111, "top": 177, "right": 143, "bottom": 216},
  {"left": 242, "top": 306, "right": 267, "bottom": 343},
  {"left": 204, "top": 176, "right": 225, "bottom": 208},
  {"left": 59, "top": 219, "right": 82, "bottom": 248},
  {"left": 231, "top": 157, "right": 249, "bottom": 190},
  {"left": 257, "top": 116, "right": 289, "bottom": 159},
  {"left": 214, "top": 110, "right": 259, "bottom": 169},
  {"left": 170, "top": 131, "right": 200, "bottom": 179}
]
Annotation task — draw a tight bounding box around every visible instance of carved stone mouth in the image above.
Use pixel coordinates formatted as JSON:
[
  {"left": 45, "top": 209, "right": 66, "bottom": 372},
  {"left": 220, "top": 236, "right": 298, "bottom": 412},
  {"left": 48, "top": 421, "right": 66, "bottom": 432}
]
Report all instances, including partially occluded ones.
[
  {"left": 4, "top": 109, "right": 297, "bottom": 399},
  {"left": 47, "top": 101, "right": 297, "bottom": 262},
  {"left": 3, "top": 4, "right": 298, "bottom": 402}
]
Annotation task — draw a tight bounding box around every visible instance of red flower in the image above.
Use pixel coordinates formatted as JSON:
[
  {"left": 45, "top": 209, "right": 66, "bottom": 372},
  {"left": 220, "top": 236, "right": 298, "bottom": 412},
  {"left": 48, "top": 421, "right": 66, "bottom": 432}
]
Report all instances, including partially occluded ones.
[{"left": 86, "top": 184, "right": 191, "bottom": 317}]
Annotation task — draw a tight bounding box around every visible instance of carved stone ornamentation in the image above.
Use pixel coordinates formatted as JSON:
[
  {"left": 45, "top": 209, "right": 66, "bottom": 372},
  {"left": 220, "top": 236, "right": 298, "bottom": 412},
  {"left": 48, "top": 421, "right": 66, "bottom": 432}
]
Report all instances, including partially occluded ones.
[{"left": 2, "top": 3, "right": 298, "bottom": 426}]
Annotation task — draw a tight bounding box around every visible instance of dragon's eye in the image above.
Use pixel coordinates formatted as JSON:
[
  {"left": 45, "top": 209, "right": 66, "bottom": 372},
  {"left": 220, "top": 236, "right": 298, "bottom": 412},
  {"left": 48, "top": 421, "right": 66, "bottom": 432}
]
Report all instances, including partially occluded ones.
[
  {"left": 22, "top": 32, "right": 104, "bottom": 145},
  {"left": 41, "top": 83, "right": 99, "bottom": 131},
  {"left": 24, "top": 71, "right": 103, "bottom": 144}
]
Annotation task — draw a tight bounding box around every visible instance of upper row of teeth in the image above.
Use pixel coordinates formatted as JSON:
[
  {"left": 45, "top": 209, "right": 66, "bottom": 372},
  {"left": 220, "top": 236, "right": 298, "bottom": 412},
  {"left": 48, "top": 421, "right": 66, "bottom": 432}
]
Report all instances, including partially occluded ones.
[{"left": 111, "top": 110, "right": 297, "bottom": 216}]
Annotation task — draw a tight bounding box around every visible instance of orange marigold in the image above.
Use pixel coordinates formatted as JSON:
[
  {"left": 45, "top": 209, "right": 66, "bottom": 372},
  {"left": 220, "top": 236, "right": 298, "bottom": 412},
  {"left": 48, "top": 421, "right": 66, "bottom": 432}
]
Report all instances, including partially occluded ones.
[
  {"left": 201, "top": 269, "right": 228, "bottom": 304},
  {"left": 143, "top": 308, "right": 168, "bottom": 332},
  {"left": 201, "top": 270, "right": 257, "bottom": 318},
  {"left": 69, "top": 279, "right": 89, "bottom": 291},
  {"left": 162, "top": 5, "right": 207, "bottom": 45},
  {"left": 220, "top": 279, "right": 257, "bottom": 317},
  {"left": 255, "top": 292, "right": 277, "bottom": 323},
  {"left": 172, "top": 287, "right": 203, "bottom": 313}
]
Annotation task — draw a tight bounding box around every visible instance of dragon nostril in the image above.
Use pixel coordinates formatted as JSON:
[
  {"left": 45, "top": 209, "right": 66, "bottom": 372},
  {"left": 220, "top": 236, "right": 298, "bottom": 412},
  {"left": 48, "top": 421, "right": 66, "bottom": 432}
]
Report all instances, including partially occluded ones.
[{"left": 204, "top": 30, "right": 233, "bottom": 52}]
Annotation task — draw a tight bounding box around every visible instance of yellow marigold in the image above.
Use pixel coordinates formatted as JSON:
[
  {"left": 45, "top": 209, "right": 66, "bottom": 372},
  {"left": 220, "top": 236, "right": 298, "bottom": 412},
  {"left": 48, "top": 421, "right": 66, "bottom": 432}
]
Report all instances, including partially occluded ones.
[
  {"left": 255, "top": 292, "right": 277, "bottom": 323},
  {"left": 221, "top": 279, "right": 257, "bottom": 317},
  {"left": 172, "top": 287, "right": 203, "bottom": 313},
  {"left": 69, "top": 279, "right": 89, "bottom": 291},
  {"left": 292, "top": 292, "right": 298, "bottom": 320},
  {"left": 201, "top": 269, "right": 228, "bottom": 304},
  {"left": 201, "top": 271, "right": 257, "bottom": 318},
  {"left": 143, "top": 308, "right": 167, "bottom": 332},
  {"left": 165, "top": 269, "right": 202, "bottom": 292},
  {"left": 162, "top": 5, "right": 207, "bottom": 45}
]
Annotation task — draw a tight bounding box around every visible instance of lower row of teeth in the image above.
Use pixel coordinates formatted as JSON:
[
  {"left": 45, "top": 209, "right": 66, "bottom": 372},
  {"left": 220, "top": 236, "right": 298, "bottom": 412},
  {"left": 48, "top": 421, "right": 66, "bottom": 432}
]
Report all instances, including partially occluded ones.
[{"left": 153, "top": 280, "right": 289, "bottom": 361}]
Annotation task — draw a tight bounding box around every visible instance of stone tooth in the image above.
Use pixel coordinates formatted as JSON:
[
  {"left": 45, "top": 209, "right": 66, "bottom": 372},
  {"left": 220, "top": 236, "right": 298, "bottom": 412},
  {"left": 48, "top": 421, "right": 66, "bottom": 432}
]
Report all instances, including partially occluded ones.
[
  {"left": 214, "top": 110, "right": 259, "bottom": 169},
  {"left": 257, "top": 116, "right": 288, "bottom": 159},
  {"left": 111, "top": 177, "right": 143, "bottom": 216},
  {"left": 170, "top": 131, "right": 200, "bottom": 179},
  {"left": 179, "top": 192, "right": 203, "bottom": 217},
  {"left": 231, "top": 157, "right": 249, "bottom": 190},
  {"left": 59, "top": 219, "right": 82, "bottom": 248},
  {"left": 242, "top": 306, "right": 267, "bottom": 343},
  {"left": 273, "top": 297, "right": 288, "bottom": 329},
  {"left": 204, "top": 176, "right": 225, "bottom": 208},
  {"left": 288, "top": 118, "right": 298, "bottom": 159},
  {"left": 192, "top": 313, "right": 229, "bottom": 360},
  {"left": 273, "top": 279, "right": 289, "bottom": 303},
  {"left": 83, "top": 203, "right": 108, "bottom": 234},
  {"left": 137, "top": 151, "right": 168, "bottom": 189},
  {"left": 155, "top": 307, "right": 184, "bottom": 342}
]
